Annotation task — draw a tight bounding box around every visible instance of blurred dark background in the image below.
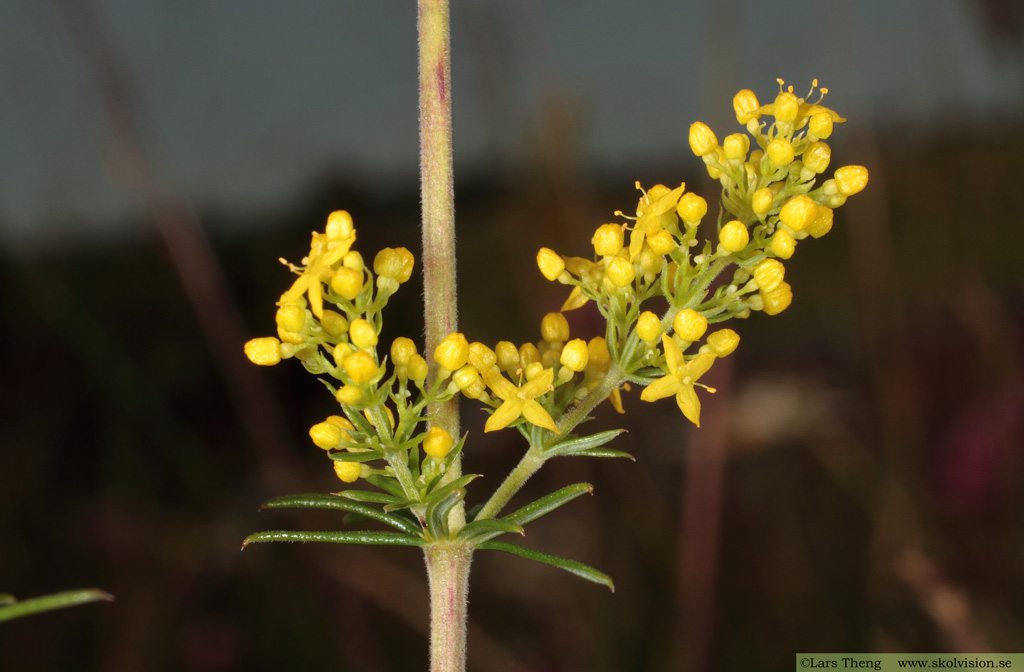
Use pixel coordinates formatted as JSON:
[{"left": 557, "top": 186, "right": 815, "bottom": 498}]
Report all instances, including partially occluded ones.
[{"left": 2, "top": 1, "right": 1024, "bottom": 670}]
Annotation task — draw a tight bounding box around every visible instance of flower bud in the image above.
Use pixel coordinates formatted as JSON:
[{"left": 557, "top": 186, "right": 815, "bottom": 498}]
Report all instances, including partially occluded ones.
[
  {"left": 722, "top": 133, "right": 750, "bottom": 161},
  {"left": 751, "top": 187, "right": 775, "bottom": 215},
  {"left": 452, "top": 365, "right": 485, "bottom": 399},
  {"left": 325, "top": 210, "right": 354, "bottom": 241},
  {"left": 244, "top": 337, "right": 282, "bottom": 366},
  {"left": 406, "top": 354, "right": 429, "bottom": 382},
  {"left": 673, "top": 309, "right": 708, "bottom": 342},
  {"left": 587, "top": 337, "right": 611, "bottom": 370},
  {"left": 468, "top": 342, "right": 497, "bottom": 371},
  {"left": 343, "top": 351, "right": 379, "bottom": 383},
  {"left": 391, "top": 337, "right": 418, "bottom": 366},
  {"left": 808, "top": 112, "right": 833, "bottom": 139},
  {"left": 434, "top": 333, "right": 470, "bottom": 371},
  {"left": 348, "top": 318, "right": 378, "bottom": 349},
  {"left": 373, "top": 247, "right": 415, "bottom": 283},
  {"left": 733, "top": 89, "right": 761, "bottom": 124},
  {"left": 688, "top": 121, "right": 718, "bottom": 157},
  {"left": 753, "top": 258, "right": 786, "bottom": 293},
  {"left": 802, "top": 141, "right": 831, "bottom": 174},
  {"left": 559, "top": 338, "right": 589, "bottom": 372},
  {"left": 636, "top": 311, "right": 662, "bottom": 344},
  {"left": 718, "top": 220, "right": 749, "bottom": 253},
  {"left": 310, "top": 421, "right": 344, "bottom": 450},
  {"left": 834, "top": 165, "right": 869, "bottom": 196},
  {"left": 333, "top": 460, "right": 363, "bottom": 483},
  {"left": 773, "top": 90, "right": 800, "bottom": 123},
  {"left": 761, "top": 281, "right": 793, "bottom": 315},
  {"left": 320, "top": 310, "right": 349, "bottom": 337},
  {"left": 275, "top": 305, "right": 306, "bottom": 334},
  {"left": 536, "top": 247, "right": 566, "bottom": 281},
  {"left": 423, "top": 426, "right": 455, "bottom": 459},
  {"left": 336, "top": 384, "right": 363, "bottom": 405},
  {"left": 519, "top": 342, "right": 541, "bottom": 368},
  {"left": 331, "top": 267, "right": 364, "bottom": 300},
  {"left": 779, "top": 195, "right": 819, "bottom": 232},
  {"left": 805, "top": 206, "right": 834, "bottom": 239},
  {"left": 592, "top": 224, "right": 625, "bottom": 256},
  {"left": 540, "top": 312, "right": 570, "bottom": 343},
  {"left": 495, "top": 341, "right": 520, "bottom": 373},
  {"left": 646, "top": 229, "right": 675, "bottom": 255},
  {"left": 676, "top": 192, "right": 708, "bottom": 224},
  {"left": 605, "top": 256, "right": 635, "bottom": 287},
  {"left": 766, "top": 137, "right": 795, "bottom": 167},
  {"left": 705, "top": 329, "right": 740, "bottom": 357},
  {"left": 770, "top": 230, "right": 796, "bottom": 259}
]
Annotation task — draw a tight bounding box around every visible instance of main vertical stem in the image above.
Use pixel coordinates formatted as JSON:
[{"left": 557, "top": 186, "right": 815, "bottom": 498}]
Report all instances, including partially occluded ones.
[
  {"left": 419, "top": 3, "right": 471, "bottom": 672},
  {"left": 424, "top": 542, "right": 473, "bottom": 672}
]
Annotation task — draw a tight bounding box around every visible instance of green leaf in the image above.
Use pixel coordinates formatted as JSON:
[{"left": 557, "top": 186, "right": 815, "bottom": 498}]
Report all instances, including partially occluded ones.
[
  {"left": 0, "top": 589, "right": 114, "bottom": 623},
  {"left": 366, "top": 474, "right": 407, "bottom": 499},
  {"left": 478, "top": 541, "right": 614, "bottom": 591},
  {"left": 334, "top": 489, "right": 404, "bottom": 506},
  {"left": 327, "top": 451, "right": 383, "bottom": 463},
  {"left": 455, "top": 518, "right": 524, "bottom": 544},
  {"left": 543, "top": 429, "right": 625, "bottom": 458},
  {"left": 242, "top": 530, "right": 423, "bottom": 548},
  {"left": 424, "top": 488, "right": 465, "bottom": 541},
  {"left": 502, "top": 482, "right": 594, "bottom": 527},
  {"left": 423, "top": 474, "right": 478, "bottom": 503},
  {"left": 559, "top": 448, "right": 634, "bottom": 460},
  {"left": 258, "top": 493, "right": 422, "bottom": 536}
]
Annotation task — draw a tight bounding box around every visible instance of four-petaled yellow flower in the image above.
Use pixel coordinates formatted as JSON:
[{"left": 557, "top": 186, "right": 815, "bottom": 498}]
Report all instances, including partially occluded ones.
[
  {"left": 482, "top": 368, "right": 560, "bottom": 434},
  {"left": 279, "top": 229, "right": 356, "bottom": 319},
  {"left": 640, "top": 335, "right": 717, "bottom": 427}
]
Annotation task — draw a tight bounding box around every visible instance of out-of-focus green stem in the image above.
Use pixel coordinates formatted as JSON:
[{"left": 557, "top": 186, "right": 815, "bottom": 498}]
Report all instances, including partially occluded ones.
[{"left": 0, "top": 589, "right": 113, "bottom": 623}]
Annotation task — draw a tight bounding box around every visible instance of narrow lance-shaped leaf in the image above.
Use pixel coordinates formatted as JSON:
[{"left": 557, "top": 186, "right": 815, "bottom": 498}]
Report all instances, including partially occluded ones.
[
  {"left": 502, "top": 482, "right": 594, "bottom": 527},
  {"left": 543, "top": 429, "right": 625, "bottom": 458},
  {"left": 258, "top": 493, "right": 422, "bottom": 536},
  {"left": 478, "top": 541, "right": 614, "bottom": 592},
  {"left": 242, "top": 530, "right": 423, "bottom": 548},
  {"left": 455, "top": 518, "right": 525, "bottom": 544},
  {"left": 424, "top": 488, "right": 465, "bottom": 541}
]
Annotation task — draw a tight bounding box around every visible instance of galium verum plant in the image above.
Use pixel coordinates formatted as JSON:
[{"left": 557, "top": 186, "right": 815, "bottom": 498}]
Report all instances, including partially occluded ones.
[{"left": 242, "top": 78, "right": 867, "bottom": 665}]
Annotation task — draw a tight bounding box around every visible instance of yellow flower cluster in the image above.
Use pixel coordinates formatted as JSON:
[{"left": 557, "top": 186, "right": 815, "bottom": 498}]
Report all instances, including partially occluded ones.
[
  {"left": 244, "top": 210, "right": 442, "bottom": 485},
  {"left": 433, "top": 314, "right": 625, "bottom": 435},
  {"left": 534, "top": 80, "right": 868, "bottom": 426}
]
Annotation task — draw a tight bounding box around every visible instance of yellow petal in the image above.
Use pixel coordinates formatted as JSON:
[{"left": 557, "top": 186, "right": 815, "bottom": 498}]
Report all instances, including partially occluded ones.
[
  {"left": 308, "top": 281, "right": 324, "bottom": 319},
  {"left": 482, "top": 369, "right": 517, "bottom": 401},
  {"left": 561, "top": 286, "right": 590, "bottom": 312},
  {"left": 675, "top": 386, "right": 703, "bottom": 427},
  {"left": 521, "top": 400, "right": 560, "bottom": 433},
  {"left": 683, "top": 352, "right": 717, "bottom": 382},
  {"left": 640, "top": 374, "right": 682, "bottom": 402},
  {"left": 628, "top": 228, "right": 645, "bottom": 261},
  {"left": 608, "top": 388, "right": 625, "bottom": 414},
  {"left": 661, "top": 334, "right": 684, "bottom": 373},
  {"left": 520, "top": 368, "right": 554, "bottom": 400},
  {"left": 485, "top": 400, "right": 522, "bottom": 432},
  {"left": 648, "top": 184, "right": 685, "bottom": 216}
]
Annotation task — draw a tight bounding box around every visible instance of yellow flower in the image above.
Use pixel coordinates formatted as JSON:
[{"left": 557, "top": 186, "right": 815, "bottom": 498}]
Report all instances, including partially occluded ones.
[
  {"left": 754, "top": 79, "right": 847, "bottom": 127},
  {"left": 481, "top": 368, "right": 560, "bottom": 433},
  {"left": 279, "top": 226, "right": 356, "bottom": 319},
  {"left": 640, "top": 335, "right": 717, "bottom": 427}
]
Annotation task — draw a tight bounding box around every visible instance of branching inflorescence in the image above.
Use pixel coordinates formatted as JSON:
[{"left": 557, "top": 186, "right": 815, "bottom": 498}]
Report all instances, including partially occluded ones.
[{"left": 242, "top": 80, "right": 868, "bottom": 588}]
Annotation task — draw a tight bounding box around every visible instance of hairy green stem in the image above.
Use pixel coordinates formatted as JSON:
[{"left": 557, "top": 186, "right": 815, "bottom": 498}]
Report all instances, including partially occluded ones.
[
  {"left": 424, "top": 542, "right": 473, "bottom": 672},
  {"left": 474, "top": 365, "right": 628, "bottom": 521},
  {"left": 418, "top": 4, "right": 471, "bottom": 672}
]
